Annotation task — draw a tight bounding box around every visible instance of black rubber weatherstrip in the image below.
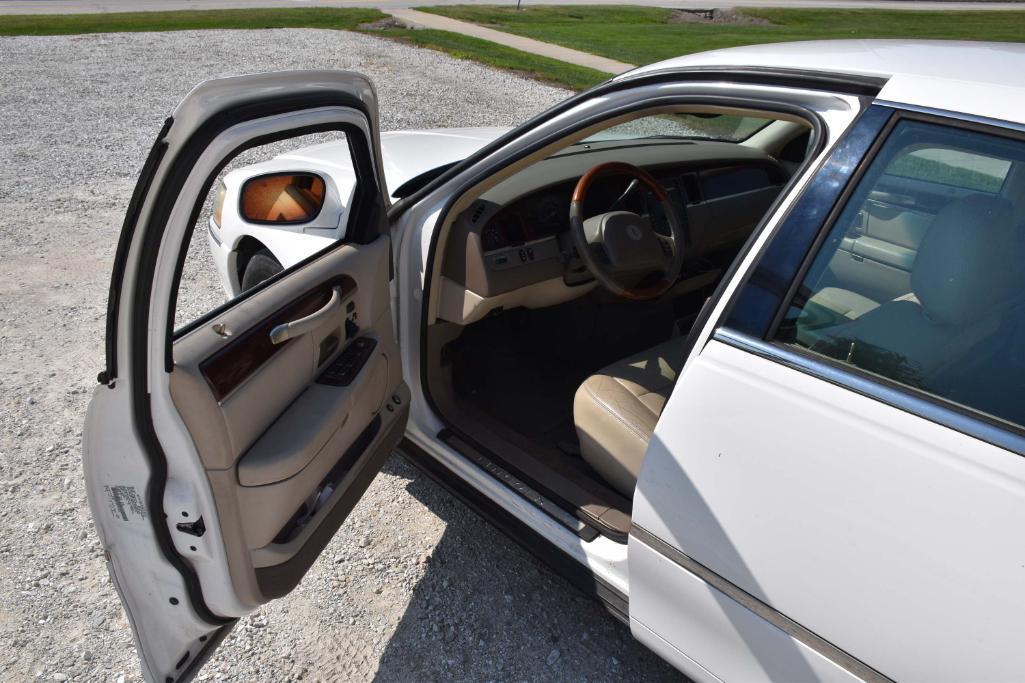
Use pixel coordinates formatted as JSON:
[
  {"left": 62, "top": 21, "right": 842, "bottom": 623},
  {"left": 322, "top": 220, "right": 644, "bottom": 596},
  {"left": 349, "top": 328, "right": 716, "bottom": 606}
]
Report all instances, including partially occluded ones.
[
  {"left": 101, "top": 116, "right": 172, "bottom": 386},
  {"left": 626, "top": 65, "right": 884, "bottom": 97},
  {"left": 172, "top": 622, "right": 235, "bottom": 683},
  {"left": 396, "top": 437, "right": 630, "bottom": 624},
  {"left": 390, "top": 160, "right": 460, "bottom": 199},
  {"left": 127, "top": 91, "right": 373, "bottom": 625},
  {"left": 130, "top": 393, "right": 234, "bottom": 627}
]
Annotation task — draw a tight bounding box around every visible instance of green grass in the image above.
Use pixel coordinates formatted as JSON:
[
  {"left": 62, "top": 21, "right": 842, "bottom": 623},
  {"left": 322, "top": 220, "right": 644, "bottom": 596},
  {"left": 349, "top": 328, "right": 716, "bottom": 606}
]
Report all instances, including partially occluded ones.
[
  {"left": 8, "top": 6, "right": 1024, "bottom": 93},
  {"left": 0, "top": 8, "right": 387, "bottom": 35},
  {"left": 419, "top": 5, "right": 1025, "bottom": 68}
]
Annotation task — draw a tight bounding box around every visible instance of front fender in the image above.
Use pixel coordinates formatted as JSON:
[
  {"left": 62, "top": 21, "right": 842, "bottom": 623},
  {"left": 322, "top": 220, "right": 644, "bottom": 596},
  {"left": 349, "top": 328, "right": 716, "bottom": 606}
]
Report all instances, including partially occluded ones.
[{"left": 231, "top": 224, "right": 338, "bottom": 272}]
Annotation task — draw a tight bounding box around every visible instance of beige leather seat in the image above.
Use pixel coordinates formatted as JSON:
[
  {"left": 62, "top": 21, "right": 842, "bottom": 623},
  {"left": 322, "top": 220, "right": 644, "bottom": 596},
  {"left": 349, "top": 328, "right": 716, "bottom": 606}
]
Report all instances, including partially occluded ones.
[
  {"left": 574, "top": 336, "right": 685, "bottom": 497},
  {"left": 811, "top": 194, "right": 1018, "bottom": 386},
  {"left": 808, "top": 286, "right": 879, "bottom": 321}
]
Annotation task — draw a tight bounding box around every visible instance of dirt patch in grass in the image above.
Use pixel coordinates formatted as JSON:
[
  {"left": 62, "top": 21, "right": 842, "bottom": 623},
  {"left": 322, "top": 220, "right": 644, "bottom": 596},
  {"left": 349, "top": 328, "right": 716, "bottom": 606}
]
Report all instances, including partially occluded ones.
[
  {"left": 667, "top": 9, "right": 772, "bottom": 25},
  {"left": 358, "top": 16, "right": 410, "bottom": 31}
]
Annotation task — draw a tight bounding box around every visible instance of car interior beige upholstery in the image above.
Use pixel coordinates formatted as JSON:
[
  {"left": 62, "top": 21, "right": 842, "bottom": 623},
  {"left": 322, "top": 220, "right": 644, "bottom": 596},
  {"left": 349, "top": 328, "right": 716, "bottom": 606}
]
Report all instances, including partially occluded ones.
[
  {"left": 574, "top": 336, "right": 685, "bottom": 497},
  {"left": 811, "top": 194, "right": 1019, "bottom": 385},
  {"left": 425, "top": 110, "right": 813, "bottom": 525},
  {"left": 805, "top": 190, "right": 936, "bottom": 323},
  {"left": 806, "top": 286, "right": 880, "bottom": 321},
  {"left": 169, "top": 234, "right": 407, "bottom": 604}
]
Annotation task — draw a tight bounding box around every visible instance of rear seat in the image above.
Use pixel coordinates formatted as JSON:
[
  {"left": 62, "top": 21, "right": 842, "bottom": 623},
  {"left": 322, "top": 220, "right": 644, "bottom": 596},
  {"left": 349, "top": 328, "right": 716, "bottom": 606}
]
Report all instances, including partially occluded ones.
[{"left": 806, "top": 286, "right": 879, "bottom": 322}]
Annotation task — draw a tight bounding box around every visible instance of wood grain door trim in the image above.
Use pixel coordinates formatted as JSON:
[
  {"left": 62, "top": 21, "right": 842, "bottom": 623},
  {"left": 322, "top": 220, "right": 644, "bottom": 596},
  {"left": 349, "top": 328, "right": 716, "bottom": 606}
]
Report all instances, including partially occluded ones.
[{"left": 198, "top": 276, "right": 356, "bottom": 402}]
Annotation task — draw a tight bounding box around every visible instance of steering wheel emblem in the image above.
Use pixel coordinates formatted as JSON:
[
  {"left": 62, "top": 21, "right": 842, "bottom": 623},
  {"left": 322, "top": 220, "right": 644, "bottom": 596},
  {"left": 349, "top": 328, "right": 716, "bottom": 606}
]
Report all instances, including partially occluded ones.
[{"left": 626, "top": 224, "right": 643, "bottom": 241}]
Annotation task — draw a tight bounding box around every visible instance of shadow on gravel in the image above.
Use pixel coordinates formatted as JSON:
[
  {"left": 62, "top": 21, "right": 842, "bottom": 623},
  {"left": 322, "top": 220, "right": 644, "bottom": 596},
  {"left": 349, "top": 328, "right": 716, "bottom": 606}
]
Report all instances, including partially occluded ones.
[{"left": 372, "top": 456, "right": 684, "bottom": 682}]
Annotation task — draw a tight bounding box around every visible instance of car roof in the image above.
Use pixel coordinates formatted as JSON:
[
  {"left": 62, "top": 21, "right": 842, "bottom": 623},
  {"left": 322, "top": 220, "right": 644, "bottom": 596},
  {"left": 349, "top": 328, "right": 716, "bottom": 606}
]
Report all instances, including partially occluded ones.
[{"left": 627, "top": 40, "right": 1025, "bottom": 125}]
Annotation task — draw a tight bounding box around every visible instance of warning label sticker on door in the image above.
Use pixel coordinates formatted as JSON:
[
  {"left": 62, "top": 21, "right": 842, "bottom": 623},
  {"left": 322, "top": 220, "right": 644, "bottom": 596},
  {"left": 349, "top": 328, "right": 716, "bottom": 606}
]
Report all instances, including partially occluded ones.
[{"left": 105, "top": 485, "right": 147, "bottom": 522}]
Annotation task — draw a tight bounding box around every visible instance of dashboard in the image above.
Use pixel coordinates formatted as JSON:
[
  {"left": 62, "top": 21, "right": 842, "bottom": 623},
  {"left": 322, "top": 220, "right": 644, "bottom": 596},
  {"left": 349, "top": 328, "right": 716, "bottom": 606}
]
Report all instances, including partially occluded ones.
[
  {"left": 438, "top": 138, "right": 788, "bottom": 325},
  {"left": 479, "top": 163, "right": 782, "bottom": 254}
]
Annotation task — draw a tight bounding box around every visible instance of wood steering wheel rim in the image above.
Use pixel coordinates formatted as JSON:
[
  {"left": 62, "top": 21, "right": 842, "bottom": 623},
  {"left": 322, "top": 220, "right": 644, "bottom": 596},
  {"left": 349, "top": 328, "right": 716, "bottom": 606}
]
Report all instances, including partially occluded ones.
[{"left": 569, "top": 161, "right": 685, "bottom": 301}]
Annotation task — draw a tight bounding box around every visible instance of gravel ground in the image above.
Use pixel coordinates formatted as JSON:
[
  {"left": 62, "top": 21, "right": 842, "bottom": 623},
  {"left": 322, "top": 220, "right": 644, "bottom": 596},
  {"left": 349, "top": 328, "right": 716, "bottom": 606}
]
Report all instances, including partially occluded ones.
[{"left": 0, "top": 29, "right": 683, "bottom": 682}]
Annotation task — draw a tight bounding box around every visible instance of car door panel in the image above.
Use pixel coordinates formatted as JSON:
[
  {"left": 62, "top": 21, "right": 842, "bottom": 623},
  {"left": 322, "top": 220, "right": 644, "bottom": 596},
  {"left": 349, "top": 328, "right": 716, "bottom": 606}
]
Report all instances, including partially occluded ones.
[
  {"left": 629, "top": 106, "right": 1025, "bottom": 680},
  {"left": 826, "top": 244, "right": 911, "bottom": 303},
  {"left": 630, "top": 536, "right": 863, "bottom": 683},
  {"left": 863, "top": 192, "right": 932, "bottom": 248},
  {"left": 194, "top": 280, "right": 351, "bottom": 403},
  {"left": 243, "top": 381, "right": 408, "bottom": 598},
  {"left": 850, "top": 234, "right": 916, "bottom": 270},
  {"left": 635, "top": 337, "right": 1025, "bottom": 681},
  {"left": 170, "top": 235, "right": 402, "bottom": 567},
  {"left": 83, "top": 71, "right": 407, "bottom": 681}
]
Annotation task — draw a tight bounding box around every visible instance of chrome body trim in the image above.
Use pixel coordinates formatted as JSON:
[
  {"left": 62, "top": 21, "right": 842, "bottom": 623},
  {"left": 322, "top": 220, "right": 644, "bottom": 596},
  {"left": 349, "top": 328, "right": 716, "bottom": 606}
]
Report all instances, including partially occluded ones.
[
  {"left": 874, "top": 100, "right": 1025, "bottom": 134},
  {"left": 630, "top": 523, "right": 892, "bottom": 683}
]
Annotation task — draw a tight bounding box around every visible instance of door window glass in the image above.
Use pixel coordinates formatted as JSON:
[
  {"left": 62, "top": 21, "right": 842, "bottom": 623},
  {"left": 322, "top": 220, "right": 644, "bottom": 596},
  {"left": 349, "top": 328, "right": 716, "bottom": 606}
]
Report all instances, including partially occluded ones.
[
  {"left": 174, "top": 131, "right": 354, "bottom": 332},
  {"left": 581, "top": 112, "right": 773, "bottom": 143},
  {"left": 775, "top": 120, "right": 1025, "bottom": 429}
]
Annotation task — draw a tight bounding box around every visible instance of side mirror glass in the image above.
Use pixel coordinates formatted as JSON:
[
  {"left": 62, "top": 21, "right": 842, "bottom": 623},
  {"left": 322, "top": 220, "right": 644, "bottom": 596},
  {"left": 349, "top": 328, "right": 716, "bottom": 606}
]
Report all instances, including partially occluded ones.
[{"left": 240, "top": 172, "right": 326, "bottom": 224}]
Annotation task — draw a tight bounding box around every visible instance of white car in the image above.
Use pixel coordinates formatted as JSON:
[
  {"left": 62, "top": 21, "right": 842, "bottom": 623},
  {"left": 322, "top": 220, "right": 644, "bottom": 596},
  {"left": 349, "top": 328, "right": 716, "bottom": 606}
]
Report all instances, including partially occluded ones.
[{"left": 85, "top": 40, "right": 1025, "bottom": 683}]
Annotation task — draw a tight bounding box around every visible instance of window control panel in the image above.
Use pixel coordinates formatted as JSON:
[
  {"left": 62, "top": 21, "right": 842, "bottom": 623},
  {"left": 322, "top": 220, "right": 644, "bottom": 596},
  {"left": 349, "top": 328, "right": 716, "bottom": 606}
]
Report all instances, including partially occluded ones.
[{"left": 317, "top": 337, "right": 376, "bottom": 387}]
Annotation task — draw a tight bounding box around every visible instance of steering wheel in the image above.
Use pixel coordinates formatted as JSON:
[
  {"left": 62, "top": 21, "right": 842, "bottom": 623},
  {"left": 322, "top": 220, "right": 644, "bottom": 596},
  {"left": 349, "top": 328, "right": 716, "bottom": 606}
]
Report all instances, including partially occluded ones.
[{"left": 569, "top": 162, "right": 685, "bottom": 300}]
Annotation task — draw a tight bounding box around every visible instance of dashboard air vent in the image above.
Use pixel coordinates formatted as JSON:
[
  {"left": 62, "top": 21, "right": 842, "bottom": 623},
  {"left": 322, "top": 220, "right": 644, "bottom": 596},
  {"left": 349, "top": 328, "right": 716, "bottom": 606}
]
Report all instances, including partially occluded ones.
[{"left": 470, "top": 203, "right": 487, "bottom": 224}]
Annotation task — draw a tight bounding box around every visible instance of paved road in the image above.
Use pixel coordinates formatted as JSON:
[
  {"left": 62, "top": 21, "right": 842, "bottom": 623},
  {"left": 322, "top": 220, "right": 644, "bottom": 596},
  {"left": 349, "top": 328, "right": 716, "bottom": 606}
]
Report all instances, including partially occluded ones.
[{"left": 2, "top": 0, "right": 1025, "bottom": 13}]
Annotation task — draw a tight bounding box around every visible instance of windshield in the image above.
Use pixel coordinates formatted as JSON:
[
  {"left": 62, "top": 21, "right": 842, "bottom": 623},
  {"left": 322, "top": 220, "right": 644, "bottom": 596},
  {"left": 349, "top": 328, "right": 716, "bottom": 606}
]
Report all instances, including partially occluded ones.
[{"left": 580, "top": 113, "right": 773, "bottom": 144}]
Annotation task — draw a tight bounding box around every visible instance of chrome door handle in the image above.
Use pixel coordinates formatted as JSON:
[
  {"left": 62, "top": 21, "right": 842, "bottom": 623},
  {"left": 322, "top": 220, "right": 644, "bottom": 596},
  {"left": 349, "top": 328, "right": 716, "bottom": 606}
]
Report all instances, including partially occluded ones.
[{"left": 269, "top": 286, "right": 342, "bottom": 345}]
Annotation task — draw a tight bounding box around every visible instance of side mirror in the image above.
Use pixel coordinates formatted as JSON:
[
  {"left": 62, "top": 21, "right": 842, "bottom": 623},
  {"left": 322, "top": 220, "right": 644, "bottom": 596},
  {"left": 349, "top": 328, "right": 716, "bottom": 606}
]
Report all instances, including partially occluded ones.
[{"left": 240, "top": 172, "right": 326, "bottom": 224}]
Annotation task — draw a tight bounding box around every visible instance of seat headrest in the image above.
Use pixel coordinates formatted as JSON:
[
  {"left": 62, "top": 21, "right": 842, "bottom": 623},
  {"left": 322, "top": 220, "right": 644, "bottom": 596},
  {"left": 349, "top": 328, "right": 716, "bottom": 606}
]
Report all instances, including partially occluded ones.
[{"left": 911, "top": 194, "right": 1017, "bottom": 326}]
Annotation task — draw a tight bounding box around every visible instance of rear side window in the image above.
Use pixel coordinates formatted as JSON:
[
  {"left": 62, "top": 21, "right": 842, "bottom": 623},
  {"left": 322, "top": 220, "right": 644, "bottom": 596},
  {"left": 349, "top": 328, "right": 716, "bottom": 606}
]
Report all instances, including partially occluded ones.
[{"left": 776, "top": 119, "right": 1025, "bottom": 430}]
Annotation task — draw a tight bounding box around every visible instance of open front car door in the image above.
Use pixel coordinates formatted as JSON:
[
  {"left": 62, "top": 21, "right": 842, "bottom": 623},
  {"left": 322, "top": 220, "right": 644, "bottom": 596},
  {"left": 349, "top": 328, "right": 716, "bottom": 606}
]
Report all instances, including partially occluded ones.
[{"left": 83, "top": 71, "right": 408, "bottom": 682}]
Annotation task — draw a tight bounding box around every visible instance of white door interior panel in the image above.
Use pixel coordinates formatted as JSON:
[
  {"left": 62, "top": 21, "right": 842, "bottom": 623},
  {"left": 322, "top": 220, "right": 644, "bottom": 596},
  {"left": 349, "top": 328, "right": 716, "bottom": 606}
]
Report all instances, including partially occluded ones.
[{"left": 633, "top": 338, "right": 1025, "bottom": 682}]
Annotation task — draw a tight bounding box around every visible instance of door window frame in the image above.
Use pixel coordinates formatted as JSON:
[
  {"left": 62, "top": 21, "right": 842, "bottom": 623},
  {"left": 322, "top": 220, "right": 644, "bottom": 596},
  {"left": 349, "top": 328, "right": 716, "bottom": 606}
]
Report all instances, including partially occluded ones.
[
  {"left": 169, "top": 118, "right": 382, "bottom": 345},
  {"left": 103, "top": 92, "right": 386, "bottom": 385},
  {"left": 715, "top": 103, "right": 1025, "bottom": 456}
]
